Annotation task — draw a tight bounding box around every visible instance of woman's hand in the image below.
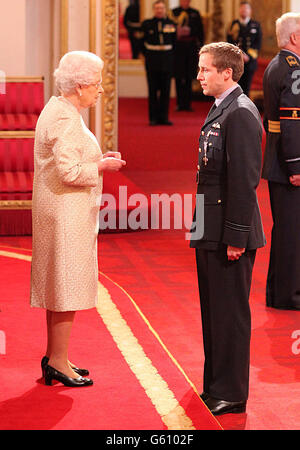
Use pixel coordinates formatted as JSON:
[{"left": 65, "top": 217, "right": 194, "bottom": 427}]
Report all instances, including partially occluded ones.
[
  {"left": 97, "top": 156, "right": 126, "bottom": 172},
  {"left": 103, "top": 151, "right": 122, "bottom": 160}
]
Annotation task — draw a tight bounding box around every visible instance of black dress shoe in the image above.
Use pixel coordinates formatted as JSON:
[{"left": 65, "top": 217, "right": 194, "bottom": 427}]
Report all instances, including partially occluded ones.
[
  {"left": 44, "top": 365, "right": 93, "bottom": 387},
  {"left": 200, "top": 392, "right": 210, "bottom": 401},
  {"left": 159, "top": 120, "right": 173, "bottom": 126},
  {"left": 175, "top": 106, "right": 194, "bottom": 112},
  {"left": 204, "top": 396, "right": 246, "bottom": 416},
  {"left": 149, "top": 120, "right": 158, "bottom": 126},
  {"left": 41, "top": 356, "right": 89, "bottom": 377}
]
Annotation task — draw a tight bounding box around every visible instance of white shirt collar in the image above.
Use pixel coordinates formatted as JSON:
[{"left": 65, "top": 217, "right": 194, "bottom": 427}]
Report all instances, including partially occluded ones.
[
  {"left": 239, "top": 17, "right": 251, "bottom": 25},
  {"left": 215, "top": 84, "right": 239, "bottom": 107}
]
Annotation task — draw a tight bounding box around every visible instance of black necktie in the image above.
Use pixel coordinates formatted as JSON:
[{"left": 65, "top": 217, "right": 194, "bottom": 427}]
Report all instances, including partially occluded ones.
[{"left": 208, "top": 103, "right": 217, "bottom": 117}]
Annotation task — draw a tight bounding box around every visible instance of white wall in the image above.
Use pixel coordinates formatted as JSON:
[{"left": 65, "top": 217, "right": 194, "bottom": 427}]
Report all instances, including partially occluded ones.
[
  {"left": 68, "top": 0, "right": 90, "bottom": 52},
  {"left": 26, "top": 0, "right": 52, "bottom": 99},
  {"left": 0, "top": 0, "right": 53, "bottom": 99},
  {"left": 291, "top": 0, "right": 300, "bottom": 13},
  {"left": 0, "top": 0, "right": 27, "bottom": 76}
]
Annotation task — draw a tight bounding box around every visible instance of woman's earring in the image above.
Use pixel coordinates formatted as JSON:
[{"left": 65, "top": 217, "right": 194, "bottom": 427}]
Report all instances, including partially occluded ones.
[{"left": 79, "top": 91, "right": 82, "bottom": 97}]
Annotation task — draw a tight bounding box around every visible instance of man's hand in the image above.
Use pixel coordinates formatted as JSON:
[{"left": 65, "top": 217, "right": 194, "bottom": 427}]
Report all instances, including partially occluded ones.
[
  {"left": 289, "top": 174, "right": 300, "bottom": 186},
  {"left": 227, "top": 246, "right": 245, "bottom": 261}
]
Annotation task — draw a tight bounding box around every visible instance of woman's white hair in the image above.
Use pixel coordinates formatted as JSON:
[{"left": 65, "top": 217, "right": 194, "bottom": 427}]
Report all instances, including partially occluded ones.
[
  {"left": 276, "top": 13, "right": 300, "bottom": 48},
  {"left": 54, "top": 51, "right": 104, "bottom": 94}
]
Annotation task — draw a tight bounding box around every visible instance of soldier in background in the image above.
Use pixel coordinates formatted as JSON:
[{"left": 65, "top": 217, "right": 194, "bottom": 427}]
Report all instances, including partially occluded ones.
[
  {"left": 141, "top": 0, "right": 176, "bottom": 126},
  {"left": 227, "top": 1, "right": 262, "bottom": 96},
  {"left": 170, "top": 0, "right": 204, "bottom": 111},
  {"left": 124, "top": 0, "right": 142, "bottom": 59},
  {"left": 262, "top": 13, "right": 300, "bottom": 310}
]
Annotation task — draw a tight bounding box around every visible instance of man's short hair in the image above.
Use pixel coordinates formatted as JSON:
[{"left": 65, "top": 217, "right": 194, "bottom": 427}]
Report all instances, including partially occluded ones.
[
  {"left": 240, "top": 1, "right": 251, "bottom": 6},
  {"left": 153, "top": 0, "right": 165, "bottom": 6},
  {"left": 199, "top": 42, "right": 244, "bottom": 82},
  {"left": 276, "top": 13, "right": 300, "bottom": 48}
]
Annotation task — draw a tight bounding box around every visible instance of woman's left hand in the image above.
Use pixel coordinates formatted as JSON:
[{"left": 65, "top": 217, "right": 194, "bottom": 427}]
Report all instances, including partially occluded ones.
[{"left": 103, "top": 151, "right": 122, "bottom": 159}]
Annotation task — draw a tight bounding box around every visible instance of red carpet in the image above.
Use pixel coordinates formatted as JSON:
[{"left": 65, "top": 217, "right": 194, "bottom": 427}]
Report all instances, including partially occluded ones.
[
  {"left": 0, "top": 245, "right": 221, "bottom": 430},
  {"left": 1, "top": 98, "right": 300, "bottom": 430}
]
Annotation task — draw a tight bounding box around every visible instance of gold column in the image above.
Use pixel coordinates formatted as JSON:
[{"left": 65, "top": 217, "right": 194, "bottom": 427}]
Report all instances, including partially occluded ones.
[
  {"left": 89, "top": 0, "right": 96, "bottom": 133},
  {"left": 211, "top": 0, "right": 224, "bottom": 42},
  {"left": 101, "top": 0, "right": 118, "bottom": 153},
  {"left": 60, "top": 0, "right": 69, "bottom": 58},
  {"left": 282, "top": 0, "right": 291, "bottom": 12}
]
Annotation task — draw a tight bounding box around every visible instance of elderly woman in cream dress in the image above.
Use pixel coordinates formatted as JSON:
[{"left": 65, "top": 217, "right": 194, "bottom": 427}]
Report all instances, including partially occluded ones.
[{"left": 30, "top": 51, "right": 125, "bottom": 387}]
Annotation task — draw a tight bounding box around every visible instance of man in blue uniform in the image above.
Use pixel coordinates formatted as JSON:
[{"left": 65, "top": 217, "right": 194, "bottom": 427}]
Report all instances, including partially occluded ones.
[
  {"left": 141, "top": 0, "right": 176, "bottom": 126},
  {"left": 190, "top": 42, "right": 265, "bottom": 416},
  {"left": 227, "top": 1, "right": 262, "bottom": 96},
  {"left": 170, "top": 0, "right": 204, "bottom": 111},
  {"left": 262, "top": 13, "right": 300, "bottom": 310}
]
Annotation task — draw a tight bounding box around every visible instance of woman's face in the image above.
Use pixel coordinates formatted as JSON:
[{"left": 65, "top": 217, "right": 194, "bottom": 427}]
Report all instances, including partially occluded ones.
[{"left": 79, "top": 72, "right": 104, "bottom": 108}]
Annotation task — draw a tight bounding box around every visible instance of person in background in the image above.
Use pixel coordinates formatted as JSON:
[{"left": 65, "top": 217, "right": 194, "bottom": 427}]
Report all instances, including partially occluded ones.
[
  {"left": 124, "top": 0, "right": 143, "bottom": 59},
  {"left": 30, "top": 51, "right": 126, "bottom": 387},
  {"left": 262, "top": 13, "right": 300, "bottom": 310},
  {"left": 190, "top": 42, "right": 265, "bottom": 415},
  {"left": 227, "top": 1, "right": 262, "bottom": 96},
  {"left": 170, "top": 0, "right": 204, "bottom": 111},
  {"left": 141, "top": 0, "right": 176, "bottom": 126}
]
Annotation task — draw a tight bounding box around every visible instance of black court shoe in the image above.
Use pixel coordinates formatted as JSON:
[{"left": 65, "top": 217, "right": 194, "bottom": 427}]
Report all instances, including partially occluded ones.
[
  {"left": 44, "top": 364, "right": 93, "bottom": 387},
  {"left": 41, "top": 356, "right": 89, "bottom": 377}
]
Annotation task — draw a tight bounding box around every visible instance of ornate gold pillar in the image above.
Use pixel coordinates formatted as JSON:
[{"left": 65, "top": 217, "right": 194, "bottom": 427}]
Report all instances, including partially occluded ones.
[
  {"left": 89, "top": 0, "right": 96, "bottom": 133},
  {"left": 211, "top": 0, "right": 224, "bottom": 41},
  {"left": 101, "top": 0, "right": 118, "bottom": 153},
  {"left": 60, "top": 0, "right": 69, "bottom": 58}
]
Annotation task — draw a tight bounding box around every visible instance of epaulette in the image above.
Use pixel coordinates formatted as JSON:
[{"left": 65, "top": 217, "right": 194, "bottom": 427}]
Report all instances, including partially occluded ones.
[{"left": 286, "top": 55, "right": 300, "bottom": 67}]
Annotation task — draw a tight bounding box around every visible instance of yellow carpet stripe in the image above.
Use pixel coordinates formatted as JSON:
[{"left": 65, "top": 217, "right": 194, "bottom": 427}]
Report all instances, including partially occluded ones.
[
  {"left": 99, "top": 271, "right": 222, "bottom": 429},
  {"left": 96, "top": 281, "right": 196, "bottom": 429},
  {"left": 0, "top": 250, "right": 32, "bottom": 262},
  {"left": 99, "top": 271, "right": 199, "bottom": 395}
]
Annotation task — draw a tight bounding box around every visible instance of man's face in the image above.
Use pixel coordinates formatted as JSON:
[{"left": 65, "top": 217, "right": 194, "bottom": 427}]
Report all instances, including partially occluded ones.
[
  {"left": 197, "top": 53, "right": 230, "bottom": 98},
  {"left": 239, "top": 4, "right": 251, "bottom": 20},
  {"left": 180, "top": 0, "right": 191, "bottom": 9},
  {"left": 153, "top": 2, "right": 166, "bottom": 19}
]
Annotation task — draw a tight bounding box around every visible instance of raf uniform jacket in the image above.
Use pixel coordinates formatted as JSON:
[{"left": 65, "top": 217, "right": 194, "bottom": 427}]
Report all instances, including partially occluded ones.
[
  {"left": 190, "top": 85, "right": 266, "bottom": 251},
  {"left": 227, "top": 19, "right": 262, "bottom": 67},
  {"left": 262, "top": 50, "right": 300, "bottom": 184},
  {"left": 141, "top": 17, "right": 176, "bottom": 73}
]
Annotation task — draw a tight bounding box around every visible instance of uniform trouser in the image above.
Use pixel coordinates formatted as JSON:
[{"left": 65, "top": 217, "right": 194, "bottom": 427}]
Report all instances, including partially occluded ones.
[
  {"left": 129, "top": 35, "right": 142, "bottom": 59},
  {"left": 195, "top": 247, "right": 256, "bottom": 402},
  {"left": 175, "top": 77, "right": 193, "bottom": 110},
  {"left": 174, "top": 42, "right": 198, "bottom": 109},
  {"left": 266, "top": 181, "right": 300, "bottom": 309},
  {"left": 146, "top": 69, "right": 172, "bottom": 123}
]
